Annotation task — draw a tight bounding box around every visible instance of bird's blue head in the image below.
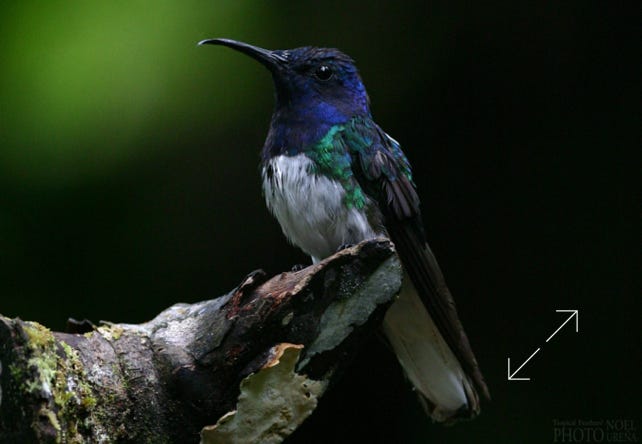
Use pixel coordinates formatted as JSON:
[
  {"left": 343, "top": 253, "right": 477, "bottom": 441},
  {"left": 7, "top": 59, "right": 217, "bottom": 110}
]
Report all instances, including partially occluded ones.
[{"left": 200, "top": 38, "right": 371, "bottom": 153}]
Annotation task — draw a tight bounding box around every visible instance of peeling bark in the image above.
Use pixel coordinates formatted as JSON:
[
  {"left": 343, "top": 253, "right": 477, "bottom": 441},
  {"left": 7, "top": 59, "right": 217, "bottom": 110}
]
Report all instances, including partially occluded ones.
[{"left": 0, "top": 239, "right": 402, "bottom": 443}]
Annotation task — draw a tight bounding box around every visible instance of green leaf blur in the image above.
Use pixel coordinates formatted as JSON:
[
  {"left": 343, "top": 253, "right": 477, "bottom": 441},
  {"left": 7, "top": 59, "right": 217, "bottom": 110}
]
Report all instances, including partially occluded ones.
[{"left": 0, "top": 1, "right": 273, "bottom": 184}]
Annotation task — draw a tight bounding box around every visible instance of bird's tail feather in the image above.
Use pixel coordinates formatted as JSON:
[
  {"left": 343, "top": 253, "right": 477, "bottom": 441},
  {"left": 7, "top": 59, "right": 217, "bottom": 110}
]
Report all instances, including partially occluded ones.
[{"left": 381, "top": 278, "right": 480, "bottom": 423}]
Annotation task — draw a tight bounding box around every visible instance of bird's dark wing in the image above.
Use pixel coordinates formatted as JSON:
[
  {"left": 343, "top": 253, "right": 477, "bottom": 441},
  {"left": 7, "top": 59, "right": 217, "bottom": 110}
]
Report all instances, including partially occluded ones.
[{"left": 342, "top": 118, "right": 490, "bottom": 400}]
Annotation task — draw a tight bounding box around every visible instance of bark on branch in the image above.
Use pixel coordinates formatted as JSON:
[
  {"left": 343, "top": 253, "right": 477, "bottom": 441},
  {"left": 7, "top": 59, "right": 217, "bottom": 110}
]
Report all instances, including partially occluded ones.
[{"left": 0, "top": 239, "right": 401, "bottom": 443}]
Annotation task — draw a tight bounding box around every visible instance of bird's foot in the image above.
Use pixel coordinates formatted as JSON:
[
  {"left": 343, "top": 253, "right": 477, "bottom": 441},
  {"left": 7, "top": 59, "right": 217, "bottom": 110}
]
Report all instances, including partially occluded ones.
[
  {"left": 291, "top": 264, "right": 307, "bottom": 272},
  {"left": 336, "top": 243, "right": 354, "bottom": 252}
]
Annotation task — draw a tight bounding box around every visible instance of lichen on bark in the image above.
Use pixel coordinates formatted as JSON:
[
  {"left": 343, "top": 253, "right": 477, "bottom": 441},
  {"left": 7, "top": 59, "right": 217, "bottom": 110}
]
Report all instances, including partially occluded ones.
[{"left": 0, "top": 239, "right": 402, "bottom": 443}]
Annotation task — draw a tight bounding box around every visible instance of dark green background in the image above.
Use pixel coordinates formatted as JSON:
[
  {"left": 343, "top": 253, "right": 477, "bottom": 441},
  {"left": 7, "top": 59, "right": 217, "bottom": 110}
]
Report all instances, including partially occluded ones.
[{"left": 1, "top": 2, "right": 638, "bottom": 443}]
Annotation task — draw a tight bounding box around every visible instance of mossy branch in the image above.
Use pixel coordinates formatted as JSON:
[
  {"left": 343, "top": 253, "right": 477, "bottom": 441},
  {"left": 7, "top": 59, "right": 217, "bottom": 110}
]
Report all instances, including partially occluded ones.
[{"left": 0, "top": 239, "right": 401, "bottom": 443}]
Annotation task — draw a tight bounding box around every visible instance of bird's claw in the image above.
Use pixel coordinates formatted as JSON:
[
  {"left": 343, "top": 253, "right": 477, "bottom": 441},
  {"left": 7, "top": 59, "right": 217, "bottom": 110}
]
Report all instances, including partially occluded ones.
[{"left": 336, "top": 243, "right": 354, "bottom": 252}]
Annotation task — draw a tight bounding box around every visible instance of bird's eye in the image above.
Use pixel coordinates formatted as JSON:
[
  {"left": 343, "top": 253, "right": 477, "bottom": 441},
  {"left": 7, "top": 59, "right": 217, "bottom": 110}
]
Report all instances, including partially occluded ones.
[{"left": 314, "top": 65, "right": 333, "bottom": 81}]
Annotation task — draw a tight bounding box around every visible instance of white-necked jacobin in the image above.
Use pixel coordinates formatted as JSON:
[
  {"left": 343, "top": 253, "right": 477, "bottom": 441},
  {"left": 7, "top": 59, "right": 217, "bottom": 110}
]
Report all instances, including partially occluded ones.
[{"left": 199, "top": 38, "right": 489, "bottom": 423}]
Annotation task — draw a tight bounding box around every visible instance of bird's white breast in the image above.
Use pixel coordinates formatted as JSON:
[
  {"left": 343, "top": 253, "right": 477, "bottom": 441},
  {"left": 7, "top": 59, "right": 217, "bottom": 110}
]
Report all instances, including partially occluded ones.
[{"left": 262, "top": 154, "right": 378, "bottom": 263}]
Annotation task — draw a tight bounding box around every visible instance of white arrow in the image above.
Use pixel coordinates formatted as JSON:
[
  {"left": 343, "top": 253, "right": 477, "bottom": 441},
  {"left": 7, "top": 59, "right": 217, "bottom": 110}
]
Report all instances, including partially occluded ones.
[
  {"left": 507, "top": 347, "right": 541, "bottom": 381},
  {"left": 546, "top": 309, "right": 579, "bottom": 343},
  {"left": 508, "top": 309, "right": 580, "bottom": 381}
]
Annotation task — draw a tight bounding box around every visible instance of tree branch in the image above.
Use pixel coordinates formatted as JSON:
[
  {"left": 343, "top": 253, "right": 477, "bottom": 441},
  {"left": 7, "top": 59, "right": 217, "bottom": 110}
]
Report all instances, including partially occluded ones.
[{"left": 0, "top": 239, "right": 401, "bottom": 443}]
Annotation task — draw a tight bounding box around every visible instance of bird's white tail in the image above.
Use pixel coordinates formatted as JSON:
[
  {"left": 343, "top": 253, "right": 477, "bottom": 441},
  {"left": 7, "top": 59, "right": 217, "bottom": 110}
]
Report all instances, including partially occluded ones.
[{"left": 381, "top": 277, "right": 480, "bottom": 422}]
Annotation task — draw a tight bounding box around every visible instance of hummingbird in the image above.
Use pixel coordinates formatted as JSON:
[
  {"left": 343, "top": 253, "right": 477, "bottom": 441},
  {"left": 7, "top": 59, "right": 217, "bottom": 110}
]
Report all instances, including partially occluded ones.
[{"left": 199, "top": 38, "right": 489, "bottom": 422}]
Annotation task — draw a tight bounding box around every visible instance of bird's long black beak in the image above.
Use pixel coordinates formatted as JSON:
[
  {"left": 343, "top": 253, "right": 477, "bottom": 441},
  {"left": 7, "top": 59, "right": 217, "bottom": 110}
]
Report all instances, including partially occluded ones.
[{"left": 198, "top": 38, "right": 287, "bottom": 72}]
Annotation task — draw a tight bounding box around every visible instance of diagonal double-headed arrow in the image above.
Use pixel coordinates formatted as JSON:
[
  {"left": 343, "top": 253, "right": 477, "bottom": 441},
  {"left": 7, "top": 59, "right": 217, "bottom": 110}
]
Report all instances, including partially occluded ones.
[{"left": 507, "top": 309, "right": 579, "bottom": 381}]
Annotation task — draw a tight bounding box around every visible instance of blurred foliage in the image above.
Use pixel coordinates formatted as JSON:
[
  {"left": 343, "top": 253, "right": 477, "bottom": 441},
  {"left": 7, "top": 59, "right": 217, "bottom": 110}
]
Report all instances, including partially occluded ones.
[
  {"left": 0, "top": 2, "right": 637, "bottom": 443},
  {"left": 0, "top": 1, "right": 273, "bottom": 184}
]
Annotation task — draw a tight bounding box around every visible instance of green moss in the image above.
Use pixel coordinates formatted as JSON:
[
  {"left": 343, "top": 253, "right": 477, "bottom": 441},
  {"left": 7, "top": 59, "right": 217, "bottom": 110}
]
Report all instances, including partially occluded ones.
[
  {"left": 59, "top": 340, "right": 98, "bottom": 410},
  {"left": 97, "top": 324, "right": 124, "bottom": 341},
  {"left": 16, "top": 321, "right": 99, "bottom": 442},
  {"left": 111, "top": 326, "right": 123, "bottom": 340},
  {"left": 80, "top": 394, "right": 97, "bottom": 410},
  {"left": 22, "top": 322, "right": 58, "bottom": 396},
  {"left": 23, "top": 321, "right": 55, "bottom": 348},
  {"left": 9, "top": 363, "right": 23, "bottom": 380},
  {"left": 43, "top": 408, "right": 62, "bottom": 431}
]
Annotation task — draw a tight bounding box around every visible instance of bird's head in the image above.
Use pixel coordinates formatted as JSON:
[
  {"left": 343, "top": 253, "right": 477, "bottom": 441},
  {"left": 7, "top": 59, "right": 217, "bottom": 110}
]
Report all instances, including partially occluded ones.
[{"left": 199, "top": 38, "right": 370, "bottom": 125}]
